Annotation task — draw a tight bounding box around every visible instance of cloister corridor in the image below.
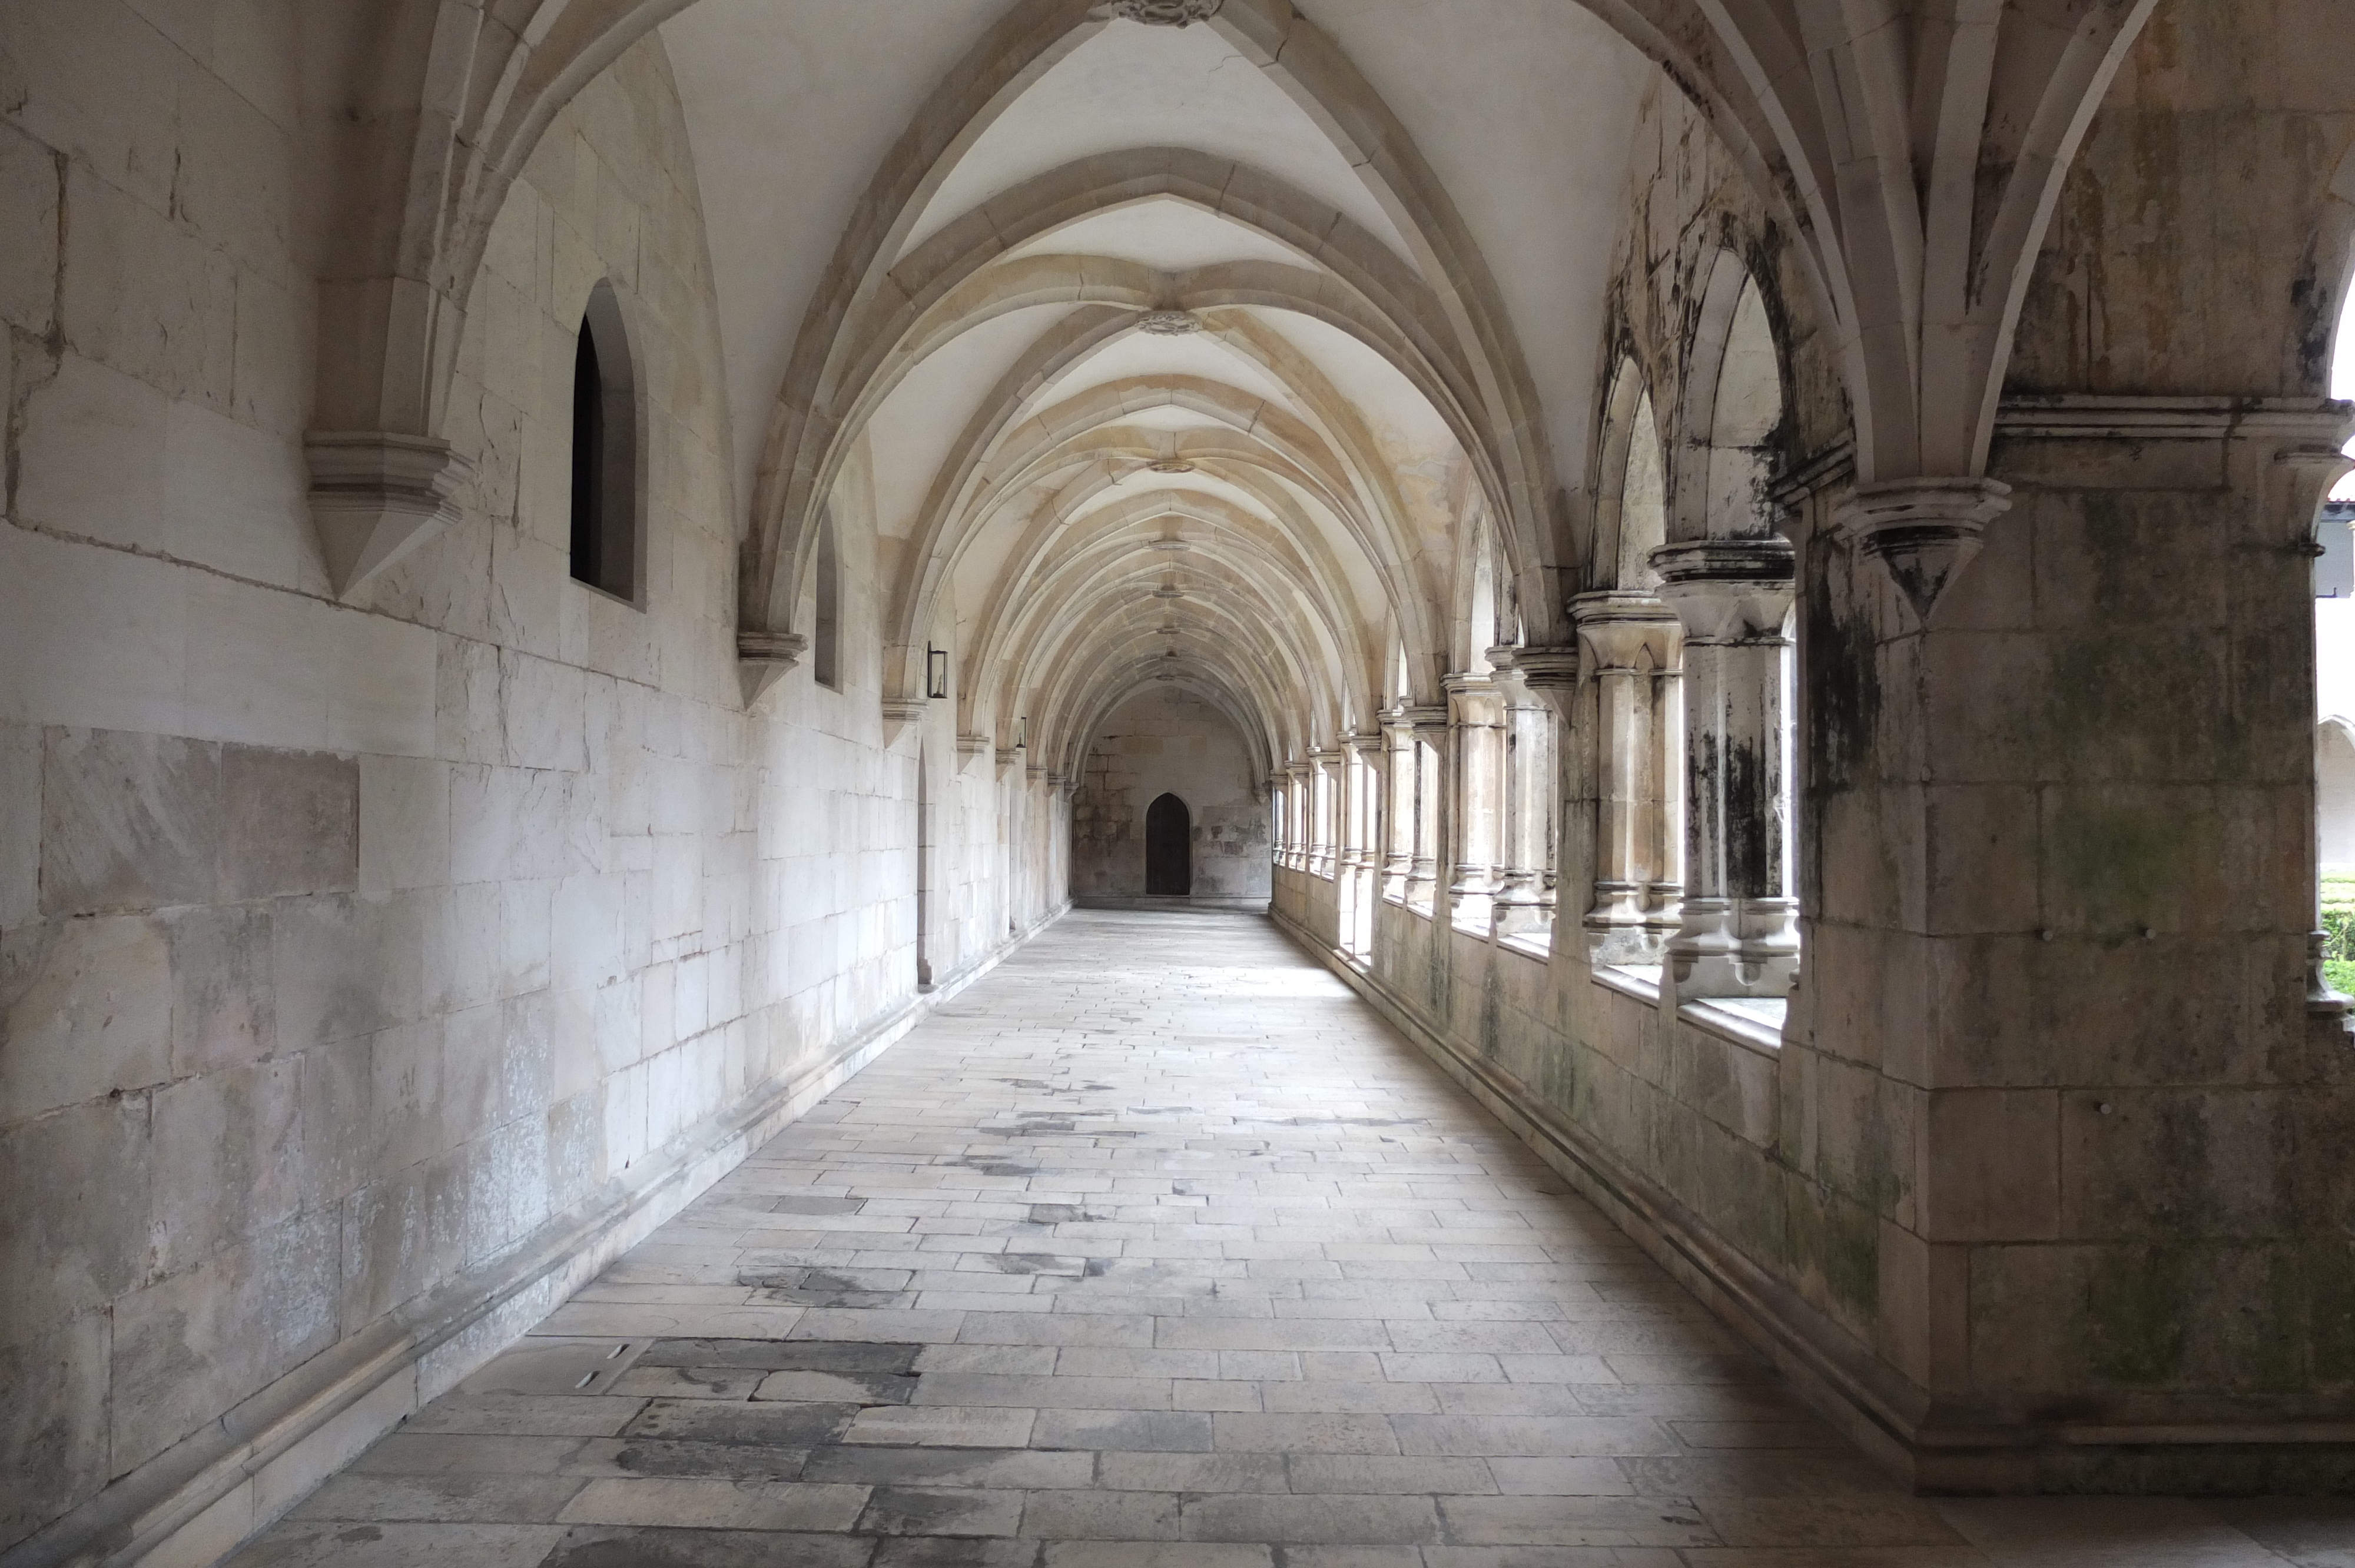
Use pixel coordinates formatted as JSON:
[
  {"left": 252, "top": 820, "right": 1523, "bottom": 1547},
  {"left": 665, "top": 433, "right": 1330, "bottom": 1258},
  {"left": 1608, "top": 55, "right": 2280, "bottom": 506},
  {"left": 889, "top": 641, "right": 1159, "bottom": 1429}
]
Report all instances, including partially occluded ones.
[{"left": 227, "top": 912, "right": 2355, "bottom": 1568}]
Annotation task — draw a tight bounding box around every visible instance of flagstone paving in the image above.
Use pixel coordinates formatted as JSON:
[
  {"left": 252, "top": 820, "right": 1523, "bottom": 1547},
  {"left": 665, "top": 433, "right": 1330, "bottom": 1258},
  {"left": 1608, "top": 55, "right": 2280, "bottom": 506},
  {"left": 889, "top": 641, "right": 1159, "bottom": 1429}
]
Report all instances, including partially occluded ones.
[{"left": 228, "top": 910, "right": 2355, "bottom": 1567}]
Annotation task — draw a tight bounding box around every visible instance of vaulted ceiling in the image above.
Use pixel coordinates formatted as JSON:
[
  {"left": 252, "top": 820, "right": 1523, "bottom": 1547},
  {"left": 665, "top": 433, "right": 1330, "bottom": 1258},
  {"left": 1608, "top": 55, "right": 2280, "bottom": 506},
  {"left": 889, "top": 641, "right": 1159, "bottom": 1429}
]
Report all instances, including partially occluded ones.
[{"left": 658, "top": 0, "right": 1653, "bottom": 773}]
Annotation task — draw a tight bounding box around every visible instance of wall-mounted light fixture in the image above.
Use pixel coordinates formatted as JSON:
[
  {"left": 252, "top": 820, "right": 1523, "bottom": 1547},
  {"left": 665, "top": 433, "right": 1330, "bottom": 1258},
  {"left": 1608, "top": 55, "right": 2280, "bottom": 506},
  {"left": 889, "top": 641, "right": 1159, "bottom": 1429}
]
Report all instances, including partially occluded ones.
[
  {"left": 926, "top": 645, "right": 949, "bottom": 700},
  {"left": 1015, "top": 716, "right": 1027, "bottom": 749}
]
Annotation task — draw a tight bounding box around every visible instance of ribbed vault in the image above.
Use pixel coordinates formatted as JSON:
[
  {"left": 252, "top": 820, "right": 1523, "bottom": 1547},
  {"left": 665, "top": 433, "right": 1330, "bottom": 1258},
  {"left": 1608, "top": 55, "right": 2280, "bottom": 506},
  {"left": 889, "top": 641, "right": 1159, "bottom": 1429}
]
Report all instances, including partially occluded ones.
[{"left": 715, "top": 2, "right": 1565, "bottom": 782}]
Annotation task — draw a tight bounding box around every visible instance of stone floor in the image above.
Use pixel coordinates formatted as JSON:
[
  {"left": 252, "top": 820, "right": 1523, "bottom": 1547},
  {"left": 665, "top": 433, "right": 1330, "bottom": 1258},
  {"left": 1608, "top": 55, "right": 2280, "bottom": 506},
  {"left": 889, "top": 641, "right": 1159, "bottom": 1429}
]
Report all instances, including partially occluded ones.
[{"left": 233, "top": 910, "right": 2355, "bottom": 1567}]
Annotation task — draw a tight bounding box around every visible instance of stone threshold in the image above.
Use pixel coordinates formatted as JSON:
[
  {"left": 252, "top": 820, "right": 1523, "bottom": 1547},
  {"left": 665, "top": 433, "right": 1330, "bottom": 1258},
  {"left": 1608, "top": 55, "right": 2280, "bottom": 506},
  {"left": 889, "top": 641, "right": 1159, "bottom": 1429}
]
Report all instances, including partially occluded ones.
[
  {"left": 1267, "top": 905, "right": 2355, "bottom": 1496},
  {"left": 1, "top": 906, "right": 1071, "bottom": 1568}
]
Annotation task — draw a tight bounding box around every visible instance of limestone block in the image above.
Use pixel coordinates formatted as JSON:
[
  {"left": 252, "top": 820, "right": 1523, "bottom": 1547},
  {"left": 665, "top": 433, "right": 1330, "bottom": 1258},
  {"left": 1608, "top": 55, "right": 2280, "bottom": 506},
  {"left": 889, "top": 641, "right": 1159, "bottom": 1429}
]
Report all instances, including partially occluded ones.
[
  {"left": 489, "top": 529, "right": 566, "bottom": 663},
  {"left": 0, "top": 1091, "right": 148, "bottom": 1330},
  {"left": 2059, "top": 1088, "right": 2292, "bottom": 1242},
  {"left": 164, "top": 902, "right": 274, "bottom": 1075},
  {"left": 218, "top": 744, "right": 359, "bottom": 901},
  {"left": 1921, "top": 1089, "right": 2060, "bottom": 1243},
  {"left": 0, "top": 0, "right": 180, "bottom": 214},
  {"left": 1922, "top": 783, "right": 2041, "bottom": 936},
  {"left": 0, "top": 1309, "right": 108, "bottom": 1553},
  {"left": 424, "top": 883, "right": 503, "bottom": 1016},
  {"left": 14, "top": 350, "right": 175, "bottom": 554},
  {"left": 501, "top": 650, "right": 589, "bottom": 773},
  {"left": 0, "top": 121, "right": 57, "bottom": 339},
  {"left": 450, "top": 765, "right": 578, "bottom": 885},
  {"left": 326, "top": 606, "right": 438, "bottom": 759},
  {"left": 436, "top": 636, "right": 505, "bottom": 766},
  {"left": 0, "top": 531, "right": 190, "bottom": 735},
  {"left": 61, "top": 165, "right": 235, "bottom": 410},
  {"left": 500, "top": 878, "right": 556, "bottom": 999},
  {"left": 232, "top": 264, "right": 310, "bottom": 437},
  {"left": 42, "top": 725, "right": 224, "bottom": 909},
  {"left": 0, "top": 913, "right": 171, "bottom": 1122},
  {"left": 272, "top": 891, "right": 427, "bottom": 1051},
  {"left": 0, "top": 724, "right": 37, "bottom": 930},
  {"left": 148, "top": 1057, "right": 303, "bottom": 1274},
  {"left": 113, "top": 1206, "right": 338, "bottom": 1470},
  {"left": 546, "top": 1089, "right": 603, "bottom": 1208},
  {"left": 366, "top": 1016, "right": 450, "bottom": 1179},
  {"left": 360, "top": 754, "right": 452, "bottom": 894},
  {"left": 462, "top": 1114, "right": 552, "bottom": 1265},
  {"left": 164, "top": 394, "right": 315, "bottom": 589},
  {"left": 170, "top": 57, "right": 293, "bottom": 274}
]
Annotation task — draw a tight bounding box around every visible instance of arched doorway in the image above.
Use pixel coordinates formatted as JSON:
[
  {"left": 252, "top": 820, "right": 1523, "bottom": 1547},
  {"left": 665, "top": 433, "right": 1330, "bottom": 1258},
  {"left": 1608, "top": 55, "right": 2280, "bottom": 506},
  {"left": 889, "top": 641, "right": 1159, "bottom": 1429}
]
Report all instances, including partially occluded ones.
[{"left": 1146, "top": 793, "right": 1192, "bottom": 895}]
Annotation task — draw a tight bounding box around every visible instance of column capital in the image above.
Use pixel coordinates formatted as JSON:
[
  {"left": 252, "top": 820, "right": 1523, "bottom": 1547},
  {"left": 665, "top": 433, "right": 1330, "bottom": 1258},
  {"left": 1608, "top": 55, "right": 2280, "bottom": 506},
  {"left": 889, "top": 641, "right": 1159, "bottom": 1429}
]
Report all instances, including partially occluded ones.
[
  {"left": 1510, "top": 645, "right": 1580, "bottom": 723},
  {"left": 1570, "top": 591, "right": 1680, "bottom": 673},
  {"left": 1651, "top": 537, "right": 1796, "bottom": 645},
  {"left": 1835, "top": 477, "right": 2011, "bottom": 626}
]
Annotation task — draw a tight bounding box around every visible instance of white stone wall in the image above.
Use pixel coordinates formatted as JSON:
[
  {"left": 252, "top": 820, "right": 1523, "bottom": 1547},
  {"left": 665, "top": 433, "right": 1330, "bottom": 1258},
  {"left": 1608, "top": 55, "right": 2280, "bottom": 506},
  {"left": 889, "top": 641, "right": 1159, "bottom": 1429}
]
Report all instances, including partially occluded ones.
[
  {"left": 0, "top": 22, "right": 1060, "bottom": 1556},
  {"left": 1072, "top": 689, "right": 1272, "bottom": 901}
]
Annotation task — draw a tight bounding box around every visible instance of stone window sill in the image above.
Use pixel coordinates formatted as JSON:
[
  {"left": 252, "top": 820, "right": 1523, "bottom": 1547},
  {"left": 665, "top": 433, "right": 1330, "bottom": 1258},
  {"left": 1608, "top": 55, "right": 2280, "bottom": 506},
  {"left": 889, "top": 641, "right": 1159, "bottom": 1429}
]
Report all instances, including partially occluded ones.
[
  {"left": 1497, "top": 931, "right": 1553, "bottom": 964},
  {"left": 1594, "top": 964, "right": 1661, "bottom": 1004},
  {"left": 1677, "top": 995, "right": 1787, "bottom": 1056}
]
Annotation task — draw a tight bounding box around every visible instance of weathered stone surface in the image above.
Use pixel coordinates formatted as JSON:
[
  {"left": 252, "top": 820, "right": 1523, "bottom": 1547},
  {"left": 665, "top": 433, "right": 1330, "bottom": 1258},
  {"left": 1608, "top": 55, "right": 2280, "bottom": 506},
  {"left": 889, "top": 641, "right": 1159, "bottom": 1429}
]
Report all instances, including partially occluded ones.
[
  {"left": 165, "top": 902, "right": 276, "bottom": 1075},
  {"left": 114, "top": 1208, "right": 340, "bottom": 1470},
  {"left": 218, "top": 746, "right": 359, "bottom": 901},
  {"left": 0, "top": 912, "right": 171, "bottom": 1121},
  {"left": 41, "top": 728, "right": 221, "bottom": 915}
]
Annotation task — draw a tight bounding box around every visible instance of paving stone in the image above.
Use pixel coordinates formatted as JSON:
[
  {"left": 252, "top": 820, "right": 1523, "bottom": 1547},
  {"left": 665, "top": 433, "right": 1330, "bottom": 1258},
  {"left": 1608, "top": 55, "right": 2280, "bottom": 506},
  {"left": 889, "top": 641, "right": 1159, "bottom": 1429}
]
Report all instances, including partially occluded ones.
[
  {"left": 255, "top": 912, "right": 2214, "bottom": 1563},
  {"left": 617, "top": 1398, "right": 861, "bottom": 1448}
]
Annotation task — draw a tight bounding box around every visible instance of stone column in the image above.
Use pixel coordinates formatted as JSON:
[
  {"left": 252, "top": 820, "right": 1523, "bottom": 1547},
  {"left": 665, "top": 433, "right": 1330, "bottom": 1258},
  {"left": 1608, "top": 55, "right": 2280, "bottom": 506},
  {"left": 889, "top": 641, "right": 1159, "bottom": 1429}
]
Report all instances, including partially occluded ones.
[
  {"left": 1485, "top": 649, "right": 1557, "bottom": 940},
  {"left": 1342, "top": 733, "right": 1383, "bottom": 951},
  {"left": 1571, "top": 593, "right": 1683, "bottom": 966},
  {"left": 1791, "top": 401, "right": 2355, "bottom": 1483},
  {"left": 1405, "top": 706, "right": 1448, "bottom": 909},
  {"left": 1445, "top": 673, "right": 1505, "bottom": 929},
  {"left": 1652, "top": 539, "right": 1799, "bottom": 1000},
  {"left": 1381, "top": 712, "right": 1417, "bottom": 902},
  {"left": 1284, "top": 763, "right": 1311, "bottom": 872},
  {"left": 1308, "top": 750, "right": 1341, "bottom": 879}
]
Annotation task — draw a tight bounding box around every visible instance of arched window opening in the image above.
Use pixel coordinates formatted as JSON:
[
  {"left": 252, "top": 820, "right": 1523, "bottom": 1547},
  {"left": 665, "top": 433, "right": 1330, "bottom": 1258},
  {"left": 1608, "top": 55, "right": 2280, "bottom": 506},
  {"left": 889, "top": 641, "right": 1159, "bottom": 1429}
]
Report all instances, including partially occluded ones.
[
  {"left": 814, "top": 510, "right": 843, "bottom": 690},
  {"left": 1146, "top": 793, "right": 1192, "bottom": 895},
  {"left": 569, "top": 281, "right": 644, "bottom": 604},
  {"left": 2314, "top": 276, "right": 2355, "bottom": 994},
  {"left": 1656, "top": 261, "right": 1798, "bottom": 1008}
]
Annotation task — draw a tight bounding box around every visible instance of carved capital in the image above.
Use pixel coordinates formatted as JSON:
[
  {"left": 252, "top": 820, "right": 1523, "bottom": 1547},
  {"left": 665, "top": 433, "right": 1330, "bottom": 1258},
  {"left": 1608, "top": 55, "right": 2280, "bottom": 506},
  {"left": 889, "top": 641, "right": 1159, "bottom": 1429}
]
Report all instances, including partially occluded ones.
[
  {"left": 1836, "top": 477, "right": 2011, "bottom": 626},
  {"left": 1510, "top": 646, "right": 1580, "bottom": 723},
  {"left": 304, "top": 433, "right": 473, "bottom": 597},
  {"left": 1651, "top": 537, "right": 1796, "bottom": 645},
  {"left": 1570, "top": 591, "right": 1680, "bottom": 673},
  {"left": 1402, "top": 703, "right": 1451, "bottom": 737}
]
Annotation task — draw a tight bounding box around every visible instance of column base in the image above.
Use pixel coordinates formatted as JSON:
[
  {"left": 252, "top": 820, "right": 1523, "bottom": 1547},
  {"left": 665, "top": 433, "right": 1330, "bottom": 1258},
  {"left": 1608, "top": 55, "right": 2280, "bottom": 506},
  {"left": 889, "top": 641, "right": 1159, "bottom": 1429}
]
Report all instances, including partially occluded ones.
[{"left": 1668, "top": 897, "right": 1799, "bottom": 1001}]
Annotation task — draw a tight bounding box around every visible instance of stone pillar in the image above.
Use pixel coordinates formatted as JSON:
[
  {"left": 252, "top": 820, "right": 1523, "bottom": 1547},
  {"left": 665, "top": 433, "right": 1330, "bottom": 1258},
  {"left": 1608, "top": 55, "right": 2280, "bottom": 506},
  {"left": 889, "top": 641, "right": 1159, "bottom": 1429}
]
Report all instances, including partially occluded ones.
[
  {"left": 1485, "top": 649, "right": 1557, "bottom": 940},
  {"left": 1381, "top": 712, "right": 1417, "bottom": 902},
  {"left": 1308, "top": 750, "right": 1341, "bottom": 879},
  {"left": 1653, "top": 539, "right": 1799, "bottom": 1000},
  {"left": 1405, "top": 706, "right": 1448, "bottom": 909},
  {"left": 1571, "top": 593, "right": 1683, "bottom": 966},
  {"left": 1793, "top": 402, "right": 2355, "bottom": 1484},
  {"left": 1342, "top": 733, "right": 1382, "bottom": 952},
  {"left": 1284, "top": 763, "right": 1311, "bottom": 871},
  {"left": 1445, "top": 673, "right": 1505, "bottom": 929}
]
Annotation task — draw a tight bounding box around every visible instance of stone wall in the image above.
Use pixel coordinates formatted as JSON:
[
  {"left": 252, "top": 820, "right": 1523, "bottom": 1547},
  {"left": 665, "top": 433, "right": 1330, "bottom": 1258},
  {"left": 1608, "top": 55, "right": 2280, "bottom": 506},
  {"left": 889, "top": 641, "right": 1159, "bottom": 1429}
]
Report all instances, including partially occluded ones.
[
  {"left": 1072, "top": 689, "right": 1271, "bottom": 902},
  {"left": 0, "top": 20, "right": 1062, "bottom": 1560}
]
